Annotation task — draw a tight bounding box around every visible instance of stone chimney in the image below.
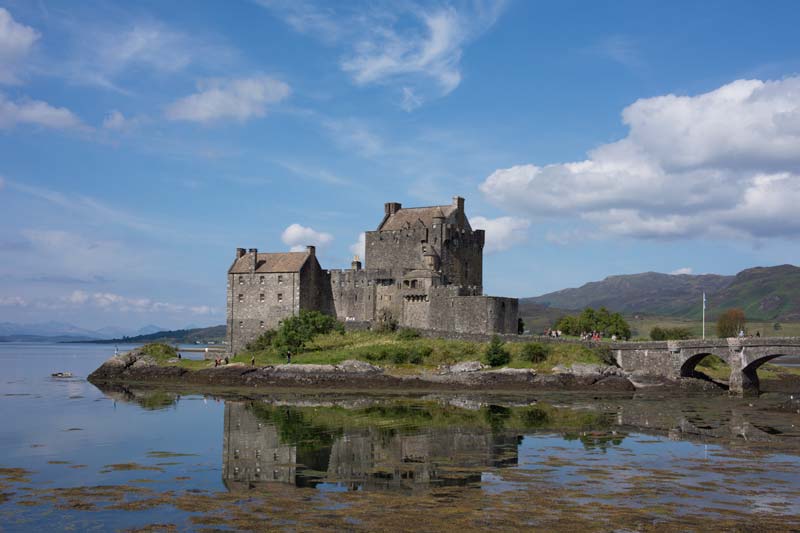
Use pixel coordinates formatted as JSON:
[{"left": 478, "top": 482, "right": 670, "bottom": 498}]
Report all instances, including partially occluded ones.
[
  {"left": 452, "top": 196, "right": 464, "bottom": 212},
  {"left": 248, "top": 248, "right": 257, "bottom": 271},
  {"left": 351, "top": 255, "right": 362, "bottom": 271},
  {"left": 236, "top": 248, "right": 246, "bottom": 259},
  {"left": 306, "top": 245, "right": 316, "bottom": 257},
  {"left": 384, "top": 202, "right": 402, "bottom": 215}
]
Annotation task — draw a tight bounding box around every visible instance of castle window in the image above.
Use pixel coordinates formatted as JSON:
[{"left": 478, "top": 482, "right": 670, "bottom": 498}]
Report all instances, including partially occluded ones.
[
  {"left": 238, "top": 275, "right": 244, "bottom": 285},
  {"left": 259, "top": 293, "right": 265, "bottom": 302},
  {"left": 277, "top": 293, "right": 283, "bottom": 303},
  {"left": 259, "top": 320, "right": 265, "bottom": 328},
  {"left": 259, "top": 275, "right": 265, "bottom": 284},
  {"left": 410, "top": 280, "right": 418, "bottom": 289},
  {"left": 403, "top": 280, "right": 409, "bottom": 288},
  {"left": 355, "top": 294, "right": 358, "bottom": 302},
  {"left": 238, "top": 294, "right": 244, "bottom": 303},
  {"left": 239, "top": 321, "right": 243, "bottom": 328},
  {"left": 278, "top": 275, "right": 283, "bottom": 284}
]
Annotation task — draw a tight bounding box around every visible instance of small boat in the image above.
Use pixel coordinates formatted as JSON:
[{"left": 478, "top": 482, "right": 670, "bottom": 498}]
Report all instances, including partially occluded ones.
[{"left": 51, "top": 371, "right": 73, "bottom": 378}]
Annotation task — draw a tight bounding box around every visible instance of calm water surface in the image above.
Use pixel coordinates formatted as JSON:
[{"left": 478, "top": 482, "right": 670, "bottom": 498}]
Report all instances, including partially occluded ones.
[{"left": 1, "top": 342, "right": 799, "bottom": 531}]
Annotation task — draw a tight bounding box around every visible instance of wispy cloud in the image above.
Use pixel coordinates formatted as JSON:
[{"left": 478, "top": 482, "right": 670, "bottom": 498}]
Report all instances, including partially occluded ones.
[
  {"left": 322, "top": 117, "right": 384, "bottom": 157},
  {"left": 590, "top": 35, "right": 643, "bottom": 68},
  {"left": 165, "top": 75, "right": 290, "bottom": 123},
  {"left": 260, "top": 1, "right": 506, "bottom": 109},
  {"left": 58, "top": 18, "right": 238, "bottom": 92},
  {"left": 0, "top": 7, "right": 39, "bottom": 85}
]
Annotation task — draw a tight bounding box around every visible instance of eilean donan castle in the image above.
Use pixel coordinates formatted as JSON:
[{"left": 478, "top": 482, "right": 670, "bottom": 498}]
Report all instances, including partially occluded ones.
[{"left": 226, "top": 196, "right": 518, "bottom": 353}]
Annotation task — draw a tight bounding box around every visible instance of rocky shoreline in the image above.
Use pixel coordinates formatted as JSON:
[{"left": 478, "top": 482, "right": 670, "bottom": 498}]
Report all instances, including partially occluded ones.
[{"left": 86, "top": 349, "right": 731, "bottom": 393}]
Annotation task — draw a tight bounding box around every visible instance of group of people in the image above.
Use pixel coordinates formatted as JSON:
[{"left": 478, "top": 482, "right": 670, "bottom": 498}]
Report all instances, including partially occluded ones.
[
  {"left": 213, "top": 355, "right": 229, "bottom": 367},
  {"left": 580, "top": 331, "right": 605, "bottom": 341},
  {"left": 543, "top": 328, "right": 562, "bottom": 338}
]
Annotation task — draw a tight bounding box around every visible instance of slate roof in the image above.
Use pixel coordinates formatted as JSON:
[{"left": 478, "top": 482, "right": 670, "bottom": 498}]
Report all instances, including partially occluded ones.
[
  {"left": 228, "top": 252, "right": 310, "bottom": 274},
  {"left": 378, "top": 205, "right": 458, "bottom": 231}
]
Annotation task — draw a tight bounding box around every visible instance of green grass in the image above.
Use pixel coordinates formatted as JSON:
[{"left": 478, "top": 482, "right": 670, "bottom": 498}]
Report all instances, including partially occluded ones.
[{"left": 147, "top": 332, "right": 608, "bottom": 374}]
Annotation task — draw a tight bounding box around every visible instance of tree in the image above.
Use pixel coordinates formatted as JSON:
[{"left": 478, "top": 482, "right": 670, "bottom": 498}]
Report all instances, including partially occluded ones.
[
  {"left": 774, "top": 322, "right": 782, "bottom": 331},
  {"left": 553, "top": 307, "right": 631, "bottom": 339},
  {"left": 485, "top": 335, "right": 510, "bottom": 367},
  {"left": 273, "top": 310, "right": 344, "bottom": 353},
  {"left": 716, "top": 308, "right": 746, "bottom": 338}
]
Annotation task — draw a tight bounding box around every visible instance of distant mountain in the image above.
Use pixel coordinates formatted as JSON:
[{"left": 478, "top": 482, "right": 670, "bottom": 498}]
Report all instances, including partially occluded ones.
[
  {"left": 0, "top": 322, "right": 178, "bottom": 340},
  {"left": 83, "top": 325, "right": 226, "bottom": 344},
  {"left": 524, "top": 264, "right": 800, "bottom": 321},
  {"left": 0, "top": 334, "right": 99, "bottom": 343}
]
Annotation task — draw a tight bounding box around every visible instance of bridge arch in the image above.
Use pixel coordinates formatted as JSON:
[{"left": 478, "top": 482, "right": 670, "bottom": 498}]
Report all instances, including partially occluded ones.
[
  {"left": 736, "top": 347, "right": 800, "bottom": 394},
  {"left": 678, "top": 349, "right": 729, "bottom": 378}
]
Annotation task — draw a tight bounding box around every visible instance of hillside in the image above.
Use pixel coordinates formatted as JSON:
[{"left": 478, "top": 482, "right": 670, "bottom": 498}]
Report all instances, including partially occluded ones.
[
  {"left": 525, "top": 264, "right": 800, "bottom": 321},
  {"left": 83, "top": 325, "right": 226, "bottom": 344}
]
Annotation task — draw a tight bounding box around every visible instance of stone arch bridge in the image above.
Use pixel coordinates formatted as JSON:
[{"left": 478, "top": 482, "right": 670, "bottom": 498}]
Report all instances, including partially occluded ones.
[{"left": 609, "top": 337, "right": 800, "bottom": 395}]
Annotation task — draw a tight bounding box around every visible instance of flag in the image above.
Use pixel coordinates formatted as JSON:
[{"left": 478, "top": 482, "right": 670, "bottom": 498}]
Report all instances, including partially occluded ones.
[{"left": 703, "top": 292, "right": 706, "bottom": 310}]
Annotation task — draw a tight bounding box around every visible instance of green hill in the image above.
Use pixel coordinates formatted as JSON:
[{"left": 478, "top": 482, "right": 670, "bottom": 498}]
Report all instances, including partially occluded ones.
[
  {"left": 82, "top": 325, "right": 226, "bottom": 344},
  {"left": 525, "top": 264, "right": 800, "bottom": 321}
]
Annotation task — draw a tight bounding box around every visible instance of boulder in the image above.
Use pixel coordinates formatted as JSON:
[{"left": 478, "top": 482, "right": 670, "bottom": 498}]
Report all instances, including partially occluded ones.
[
  {"left": 438, "top": 361, "right": 485, "bottom": 374},
  {"left": 337, "top": 360, "right": 383, "bottom": 374}
]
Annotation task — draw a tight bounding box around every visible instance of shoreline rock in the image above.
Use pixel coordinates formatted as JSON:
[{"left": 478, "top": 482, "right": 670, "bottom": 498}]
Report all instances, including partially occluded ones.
[{"left": 88, "top": 351, "right": 639, "bottom": 392}]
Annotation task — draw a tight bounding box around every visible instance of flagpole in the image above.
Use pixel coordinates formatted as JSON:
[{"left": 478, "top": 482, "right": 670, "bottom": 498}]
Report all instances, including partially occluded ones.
[{"left": 702, "top": 292, "right": 706, "bottom": 340}]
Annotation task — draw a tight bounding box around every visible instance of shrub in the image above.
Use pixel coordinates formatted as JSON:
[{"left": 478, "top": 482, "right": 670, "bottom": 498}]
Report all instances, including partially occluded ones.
[
  {"left": 246, "top": 330, "right": 277, "bottom": 351},
  {"left": 409, "top": 344, "right": 433, "bottom": 364},
  {"left": 520, "top": 342, "right": 550, "bottom": 363},
  {"left": 485, "top": 335, "right": 510, "bottom": 367},
  {"left": 273, "top": 310, "right": 344, "bottom": 353},
  {"left": 396, "top": 328, "right": 420, "bottom": 341},
  {"left": 650, "top": 326, "right": 692, "bottom": 341}
]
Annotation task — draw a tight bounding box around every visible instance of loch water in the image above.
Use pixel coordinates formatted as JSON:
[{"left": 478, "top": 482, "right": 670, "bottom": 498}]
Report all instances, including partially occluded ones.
[{"left": 1, "top": 342, "right": 800, "bottom": 531}]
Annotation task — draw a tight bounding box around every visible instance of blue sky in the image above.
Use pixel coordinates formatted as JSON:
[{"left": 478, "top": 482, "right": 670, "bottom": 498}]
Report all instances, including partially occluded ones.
[{"left": 1, "top": 0, "right": 800, "bottom": 330}]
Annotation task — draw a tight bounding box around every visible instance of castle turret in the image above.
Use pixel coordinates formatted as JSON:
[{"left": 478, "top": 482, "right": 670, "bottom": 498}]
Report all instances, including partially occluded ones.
[{"left": 351, "top": 255, "right": 362, "bottom": 271}]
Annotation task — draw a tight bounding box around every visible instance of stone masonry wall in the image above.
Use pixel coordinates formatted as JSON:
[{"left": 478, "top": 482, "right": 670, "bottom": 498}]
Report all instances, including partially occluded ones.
[{"left": 228, "top": 271, "right": 299, "bottom": 354}]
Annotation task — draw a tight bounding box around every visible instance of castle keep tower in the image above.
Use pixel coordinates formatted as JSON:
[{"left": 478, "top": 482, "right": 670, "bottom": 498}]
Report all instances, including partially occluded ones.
[{"left": 226, "top": 196, "right": 518, "bottom": 354}]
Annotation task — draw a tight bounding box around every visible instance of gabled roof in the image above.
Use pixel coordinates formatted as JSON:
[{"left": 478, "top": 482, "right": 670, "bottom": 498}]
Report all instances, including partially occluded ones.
[
  {"left": 228, "top": 252, "right": 310, "bottom": 274},
  {"left": 378, "top": 205, "right": 458, "bottom": 231}
]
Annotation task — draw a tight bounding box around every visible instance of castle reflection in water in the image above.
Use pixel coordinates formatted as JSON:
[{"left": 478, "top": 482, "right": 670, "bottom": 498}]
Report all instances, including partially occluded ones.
[{"left": 222, "top": 402, "right": 520, "bottom": 493}]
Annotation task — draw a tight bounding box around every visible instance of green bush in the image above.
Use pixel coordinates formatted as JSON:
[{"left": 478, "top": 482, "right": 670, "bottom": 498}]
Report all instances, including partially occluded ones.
[
  {"left": 650, "top": 326, "right": 692, "bottom": 341},
  {"left": 396, "top": 328, "right": 421, "bottom": 340},
  {"left": 246, "top": 330, "right": 277, "bottom": 351},
  {"left": 485, "top": 335, "right": 510, "bottom": 367},
  {"left": 520, "top": 342, "right": 550, "bottom": 363},
  {"left": 273, "top": 310, "right": 344, "bottom": 353}
]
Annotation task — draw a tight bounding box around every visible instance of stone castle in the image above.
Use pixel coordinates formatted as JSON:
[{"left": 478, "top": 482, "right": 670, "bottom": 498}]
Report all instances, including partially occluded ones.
[{"left": 226, "top": 196, "right": 518, "bottom": 353}]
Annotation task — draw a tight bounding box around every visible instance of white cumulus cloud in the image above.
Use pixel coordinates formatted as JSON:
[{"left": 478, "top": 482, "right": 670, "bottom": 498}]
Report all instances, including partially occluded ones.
[
  {"left": 281, "top": 223, "right": 333, "bottom": 252},
  {"left": 0, "top": 8, "right": 39, "bottom": 84},
  {"left": 165, "top": 75, "right": 290, "bottom": 123},
  {"left": 0, "top": 93, "right": 83, "bottom": 130},
  {"left": 480, "top": 77, "right": 800, "bottom": 241},
  {"left": 670, "top": 267, "right": 693, "bottom": 275},
  {"left": 471, "top": 215, "right": 530, "bottom": 253},
  {"left": 349, "top": 232, "right": 366, "bottom": 259}
]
